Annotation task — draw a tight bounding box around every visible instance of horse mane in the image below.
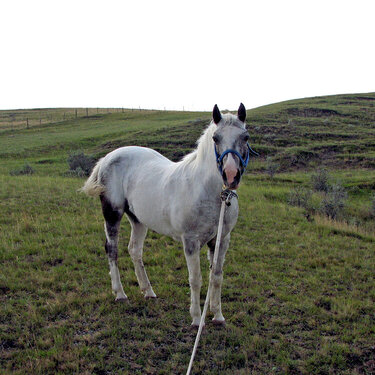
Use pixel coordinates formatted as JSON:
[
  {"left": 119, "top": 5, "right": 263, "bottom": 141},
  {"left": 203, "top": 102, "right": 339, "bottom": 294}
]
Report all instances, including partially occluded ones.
[
  {"left": 181, "top": 113, "right": 244, "bottom": 167},
  {"left": 181, "top": 122, "right": 216, "bottom": 166}
]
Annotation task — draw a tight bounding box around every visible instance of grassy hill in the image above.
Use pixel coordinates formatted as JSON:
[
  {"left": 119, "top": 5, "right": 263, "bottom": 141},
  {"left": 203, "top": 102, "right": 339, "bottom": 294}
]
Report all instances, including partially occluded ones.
[
  {"left": 1, "top": 93, "right": 375, "bottom": 175},
  {"left": 248, "top": 93, "right": 375, "bottom": 171},
  {"left": 1, "top": 94, "right": 374, "bottom": 374}
]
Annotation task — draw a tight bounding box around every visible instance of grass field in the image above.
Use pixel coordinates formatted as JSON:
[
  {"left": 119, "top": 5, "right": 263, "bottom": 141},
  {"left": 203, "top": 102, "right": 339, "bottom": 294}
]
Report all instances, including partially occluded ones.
[{"left": 1, "top": 95, "right": 375, "bottom": 374}]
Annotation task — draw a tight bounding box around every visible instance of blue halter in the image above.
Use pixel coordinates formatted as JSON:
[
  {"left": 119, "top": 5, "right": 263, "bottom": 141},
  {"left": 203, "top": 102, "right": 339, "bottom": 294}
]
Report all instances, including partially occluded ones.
[{"left": 214, "top": 143, "right": 259, "bottom": 176}]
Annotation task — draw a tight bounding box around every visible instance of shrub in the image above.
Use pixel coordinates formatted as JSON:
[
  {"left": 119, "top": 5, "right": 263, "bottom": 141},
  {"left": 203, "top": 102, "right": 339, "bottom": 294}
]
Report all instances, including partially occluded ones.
[
  {"left": 320, "top": 182, "right": 347, "bottom": 220},
  {"left": 311, "top": 168, "right": 330, "bottom": 192},
  {"left": 10, "top": 163, "right": 35, "bottom": 176},
  {"left": 67, "top": 151, "right": 95, "bottom": 177},
  {"left": 287, "top": 187, "right": 312, "bottom": 209},
  {"left": 265, "top": 157, "right": 279, "bottom": 179},
  {"left": 370, "top": 195, "right": 375, "bottom": 218},
  {"left": 67, "top": 166, "right": 87, "bottom": 178}
]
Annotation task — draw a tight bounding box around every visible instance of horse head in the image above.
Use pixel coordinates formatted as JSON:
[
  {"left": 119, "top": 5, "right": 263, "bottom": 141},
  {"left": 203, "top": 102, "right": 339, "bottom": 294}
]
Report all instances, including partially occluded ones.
[{"left": 212, "top": 103, "right": 251, "bottom": 190}]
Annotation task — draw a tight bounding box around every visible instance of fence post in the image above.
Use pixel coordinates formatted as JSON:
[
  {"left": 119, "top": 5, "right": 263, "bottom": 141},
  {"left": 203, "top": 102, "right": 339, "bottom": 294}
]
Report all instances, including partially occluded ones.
[
  {"left": 26, "top": 118, "right": 29, "bottom": 128},
  {"left": 86, "top": 108, "right": 88, "bottom": 117},
  {"left": 75, "top": 109, "right": 78, "bottom": 118}
]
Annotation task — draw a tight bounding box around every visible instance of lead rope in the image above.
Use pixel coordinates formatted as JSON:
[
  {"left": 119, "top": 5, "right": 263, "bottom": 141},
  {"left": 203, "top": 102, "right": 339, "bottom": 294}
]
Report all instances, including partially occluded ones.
[{"left": 186, "top": 189, "right": 238, "bottom": 375}]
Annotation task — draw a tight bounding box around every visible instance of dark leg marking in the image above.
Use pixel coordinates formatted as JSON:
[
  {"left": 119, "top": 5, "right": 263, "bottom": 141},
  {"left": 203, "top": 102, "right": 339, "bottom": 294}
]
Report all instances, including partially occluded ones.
[
  {"left": 207, "top": 238, "right": 216, "bottom": 266},
  {"left": 99, "top": 194, "right": 128, "bottom": 300},
  {"left": 104, "top": 240, "right": 111, "bottom": 255},
  {"left": 100, "top": 195, "right": 123, "bottom": 227},
  {"left": 100, "top": 194, "right": 123, "bottom": 260}
]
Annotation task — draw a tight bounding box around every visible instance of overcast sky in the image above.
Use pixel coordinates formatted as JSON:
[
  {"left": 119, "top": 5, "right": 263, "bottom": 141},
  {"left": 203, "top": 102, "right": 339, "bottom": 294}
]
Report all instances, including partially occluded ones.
[{"left": 1, "top": 0, "right": 374, "bottom": 111}]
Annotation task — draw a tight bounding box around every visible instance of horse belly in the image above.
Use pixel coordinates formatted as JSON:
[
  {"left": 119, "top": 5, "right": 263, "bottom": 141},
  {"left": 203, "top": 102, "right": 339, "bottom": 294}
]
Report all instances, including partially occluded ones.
[
  {"left": 133, "top": 200, "right": 182, "bottom": 239},
  {"left": 126, "top": 175, "right": 183, "bottom": 239}
]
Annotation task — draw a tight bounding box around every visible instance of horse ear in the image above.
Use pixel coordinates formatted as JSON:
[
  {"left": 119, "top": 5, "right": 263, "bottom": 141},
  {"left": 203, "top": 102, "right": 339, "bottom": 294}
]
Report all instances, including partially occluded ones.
[
  {"left": 238, "top": 103, "right": 246, "bottom": 122},
  {"left": 213, "top": 104, "right": 222, "bottom": 124}
]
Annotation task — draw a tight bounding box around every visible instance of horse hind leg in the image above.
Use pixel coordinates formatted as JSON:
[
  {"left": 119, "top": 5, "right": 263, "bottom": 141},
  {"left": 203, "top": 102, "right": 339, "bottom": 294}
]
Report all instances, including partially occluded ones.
[
  {"left": 127, "top": 217, "right": 156, "bottom": 299},
  {"left": 101, "top": 195, "right": 127, "bottom": 301}
]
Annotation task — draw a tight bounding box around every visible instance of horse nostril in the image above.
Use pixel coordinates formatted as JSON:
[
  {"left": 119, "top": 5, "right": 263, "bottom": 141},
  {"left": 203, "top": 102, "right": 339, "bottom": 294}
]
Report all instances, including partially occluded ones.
[
  {"left": 222, "top": 170, "right": 227, "bottom": 182},
  {"left": 235, "top": 170, "right": 241, "bottom": 181}
]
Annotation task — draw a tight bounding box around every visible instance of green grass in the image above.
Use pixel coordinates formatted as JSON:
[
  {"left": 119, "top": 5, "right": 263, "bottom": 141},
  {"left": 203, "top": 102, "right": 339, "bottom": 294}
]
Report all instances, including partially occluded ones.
[{"left": 1, "top": 95, "right": 375, "bottom": 374}]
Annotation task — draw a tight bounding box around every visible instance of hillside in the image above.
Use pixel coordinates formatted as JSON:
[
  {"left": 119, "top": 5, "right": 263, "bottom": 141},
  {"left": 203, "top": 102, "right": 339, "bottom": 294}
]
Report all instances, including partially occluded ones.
[
  {"left": 1, "top": 93, "right": 374, "bottom": 177},
  {"left": 247, "top": 93, "right": 375, "bottom": 171}
]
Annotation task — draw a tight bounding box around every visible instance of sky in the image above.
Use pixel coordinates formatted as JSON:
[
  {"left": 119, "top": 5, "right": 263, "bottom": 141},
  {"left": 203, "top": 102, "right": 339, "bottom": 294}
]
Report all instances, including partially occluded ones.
[{"left": 1, "top": 0, "right": 374, "bottom": 111}]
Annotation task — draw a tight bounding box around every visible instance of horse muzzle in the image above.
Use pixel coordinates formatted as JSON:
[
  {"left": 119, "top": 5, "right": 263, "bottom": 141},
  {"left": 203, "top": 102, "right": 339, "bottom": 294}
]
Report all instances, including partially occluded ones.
[
  {"left": 223, "top": 168, "right": 241, "bottom": 190},
  {"left": 222, "top": 154, "right": 241, "bottom": 190},
  {"left": 215, "top": 143, "right": 257, "bottom": 190}
]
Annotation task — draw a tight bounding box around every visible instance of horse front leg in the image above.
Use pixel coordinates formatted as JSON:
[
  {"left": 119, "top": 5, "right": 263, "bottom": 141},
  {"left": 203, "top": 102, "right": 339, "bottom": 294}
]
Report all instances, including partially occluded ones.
[
  {"left": 182, "top": 237, "right": 202, "bottom": 327},
  {"left": 207, "top": 234, "right": 230, "bottom": 325}
]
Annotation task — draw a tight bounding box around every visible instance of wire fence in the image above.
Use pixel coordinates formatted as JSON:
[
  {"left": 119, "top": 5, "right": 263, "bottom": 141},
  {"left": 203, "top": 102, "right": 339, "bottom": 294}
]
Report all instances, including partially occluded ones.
[{"left": 0, "top": 107, "right": 149, "bottom": 132}]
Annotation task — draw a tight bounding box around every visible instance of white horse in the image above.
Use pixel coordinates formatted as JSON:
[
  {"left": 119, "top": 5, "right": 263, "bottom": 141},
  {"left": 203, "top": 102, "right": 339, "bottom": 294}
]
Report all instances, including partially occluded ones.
[{"left": 82, "top": 104, "right": 252, "bottom": 326}]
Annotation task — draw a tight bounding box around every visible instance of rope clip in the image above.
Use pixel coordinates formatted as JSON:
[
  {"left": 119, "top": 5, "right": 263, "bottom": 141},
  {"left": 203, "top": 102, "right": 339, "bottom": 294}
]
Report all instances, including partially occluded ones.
[{"left": 220, "top": 188, "right": 238, "bottom": 206}]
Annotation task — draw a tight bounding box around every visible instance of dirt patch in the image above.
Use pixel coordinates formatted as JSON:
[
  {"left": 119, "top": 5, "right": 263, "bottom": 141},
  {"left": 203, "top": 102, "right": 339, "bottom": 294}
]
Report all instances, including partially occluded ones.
[
  {"left": 346, "top": 346, "right": 375, "bottom": 374},
  {"left": 44, "top": 258, "right": 64, "bottom": 267},
  {"left": 276, "top": 150, "right": 320, "bottom": 170},
  {"left": 348, "top": 96, "right": 375, "bottom": 101},
  {"left": 286, "top": 107, "right": 342, "bottom": 117},
  {"left": 303, "top": 132, "right": 359, "bottom": 141},
  {"left": 36, "top": 159, "right": 54, "bottom": 164}
]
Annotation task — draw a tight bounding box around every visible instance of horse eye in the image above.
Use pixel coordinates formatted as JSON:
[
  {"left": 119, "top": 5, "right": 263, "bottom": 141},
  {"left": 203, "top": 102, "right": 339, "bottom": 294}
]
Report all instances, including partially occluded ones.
[
  {"left": 212, "top": 135, "right": 219, "bottom": 144},
  {"left": 243, "top": 134, "right": 249, "bottom": 142}
]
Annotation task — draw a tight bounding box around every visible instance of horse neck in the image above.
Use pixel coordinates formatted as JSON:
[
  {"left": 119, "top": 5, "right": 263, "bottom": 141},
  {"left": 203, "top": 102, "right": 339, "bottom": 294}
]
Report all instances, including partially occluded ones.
[{"left": 180, "top": 122, "right": 222, "bottom": 194}]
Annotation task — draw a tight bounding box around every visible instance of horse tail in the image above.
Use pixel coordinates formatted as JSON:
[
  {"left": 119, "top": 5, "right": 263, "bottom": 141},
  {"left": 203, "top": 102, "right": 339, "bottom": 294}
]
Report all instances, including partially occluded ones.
[{"left": 80, "top": 158, "right": 106, "bottom": 197}]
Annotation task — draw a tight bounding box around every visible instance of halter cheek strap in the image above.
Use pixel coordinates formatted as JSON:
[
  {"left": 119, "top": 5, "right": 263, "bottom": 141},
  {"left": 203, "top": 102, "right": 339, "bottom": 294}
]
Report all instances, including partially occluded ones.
[{"left": 214, "top": 143, "right": 259, "bottom": 176}]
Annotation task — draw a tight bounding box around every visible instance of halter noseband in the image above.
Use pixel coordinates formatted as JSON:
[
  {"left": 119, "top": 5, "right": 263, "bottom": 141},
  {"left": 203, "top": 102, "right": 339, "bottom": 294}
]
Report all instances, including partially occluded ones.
[{"left": 214, "top": 143, "right": 259, "bottom": 176}]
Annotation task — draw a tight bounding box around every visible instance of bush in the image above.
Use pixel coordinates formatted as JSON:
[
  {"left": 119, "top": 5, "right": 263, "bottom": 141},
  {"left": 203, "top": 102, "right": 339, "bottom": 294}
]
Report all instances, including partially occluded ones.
[
  {"left": 311, "top": 168, "right": 330, "bottom": 192},
  {"left": 67, "top": 151, "right": 95, "bottom": 177},
  {"left": 10, "top": 163, "right": 35, "bottom": 176},
  {"left": 287, "top": 171, "right": 348, "bottom": 221},
  {"left": 370, "top": 195, "right": 375, "bottom": 218},
  {"left": 320, "top": 182, "right": 347, "bottom": 220},
  {"left": 287, "top": 187, "right": 312, "bottom": 209},
  {"left": 265, "top": 157, "right": 279, "bottom": 179}
]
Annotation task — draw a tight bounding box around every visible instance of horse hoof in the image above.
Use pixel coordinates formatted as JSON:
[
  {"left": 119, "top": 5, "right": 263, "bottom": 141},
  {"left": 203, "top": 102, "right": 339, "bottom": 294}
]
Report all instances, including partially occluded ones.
[
  {"left": 145, "top": 295, "right": 157, "bottom": 300},
  {"left": 190, "top": 323, "right": 202, "bottom": 330},
  {"left": 212, "top": 318, "right": 226, "bottom": 327},
  {"left": 144, "top": 290, "right": 157, "bottom": 299},
  {"left": 115, "top": 296, "right": 129, "bottom": 302},
  {"left": 191, "top": 319, "right": 204, "bottom": 328}
]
